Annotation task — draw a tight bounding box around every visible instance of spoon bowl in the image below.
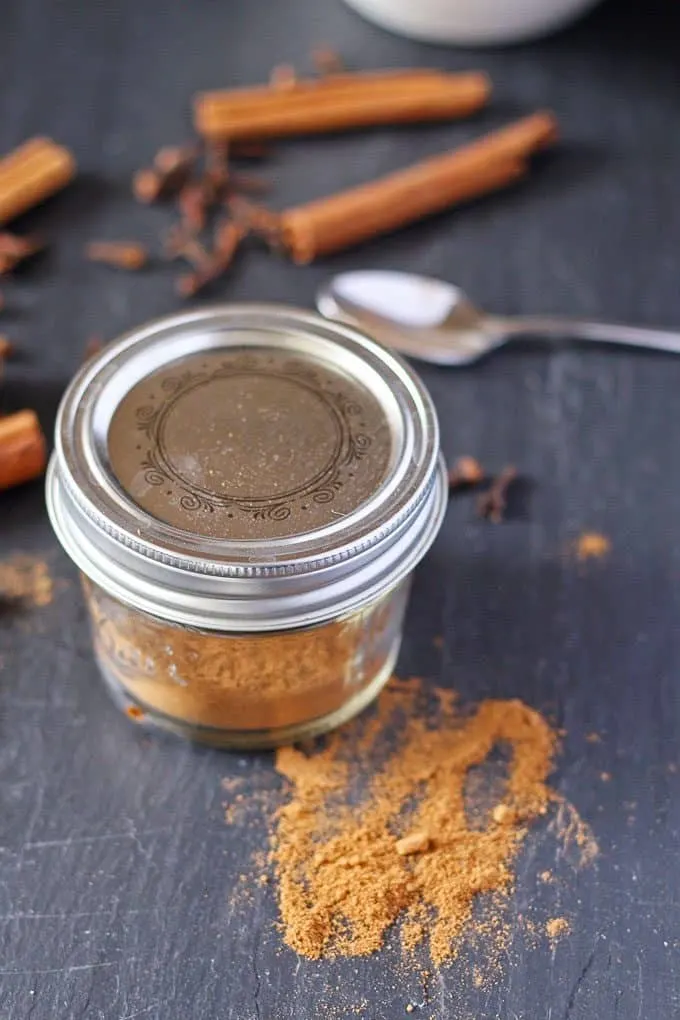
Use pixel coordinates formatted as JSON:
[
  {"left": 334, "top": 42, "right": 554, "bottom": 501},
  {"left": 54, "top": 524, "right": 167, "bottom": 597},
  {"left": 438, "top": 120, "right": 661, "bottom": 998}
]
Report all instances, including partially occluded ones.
[{"left": 317, "top": 270, "right": 680, "bottom": 365}]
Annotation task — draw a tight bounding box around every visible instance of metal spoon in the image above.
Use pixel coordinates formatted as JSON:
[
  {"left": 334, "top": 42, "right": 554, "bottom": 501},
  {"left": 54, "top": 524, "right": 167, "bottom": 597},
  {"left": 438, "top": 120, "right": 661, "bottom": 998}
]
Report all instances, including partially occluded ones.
[{"left": 317, "top": 269, "right": 680, "bottom": 366}]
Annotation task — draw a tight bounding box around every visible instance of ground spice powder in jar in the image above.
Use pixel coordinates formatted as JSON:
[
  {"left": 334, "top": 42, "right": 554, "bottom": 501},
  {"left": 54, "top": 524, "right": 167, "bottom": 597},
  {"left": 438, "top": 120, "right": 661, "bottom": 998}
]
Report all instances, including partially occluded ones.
[
  {"left": 270, "top": 678, "right": 560, "bottom": 963},
  {"left": 83, "top": 576, "right": 409, "bottom": 733},
  {"left": 47, "top": 306, "right": 446, "bottom": 747}
]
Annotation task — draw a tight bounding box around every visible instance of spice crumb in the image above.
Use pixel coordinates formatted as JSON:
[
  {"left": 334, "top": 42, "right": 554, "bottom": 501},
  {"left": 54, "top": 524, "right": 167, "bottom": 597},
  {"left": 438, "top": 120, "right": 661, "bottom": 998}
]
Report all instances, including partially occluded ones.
[
  {"left": 126, "top": 705, "right": 145, "bottom": 721},
  {"left": 448, "top": 455, "right": 484, "bottom": 490},
  {"left": 491, "top": 804, "right": 511, "bottom": 824},
  {"left": 546, "top": 917, "right": 570, "bottom": 941},
  {"left": 575, "top": 532, "right": 611, "bottom": 561},
  {"left": 395, "top": 831, "right": 431, "bottom": 856},
  {"left": 539, "top": 870, "right": 552, "bottom": 883},
  {"left": 600, "top": 771, "right": 611, "bottom": 782},
  {"left": 405, "top": 1005, "right": 415, "bottom": 1014},
  {"left": 0, "top": 554, "right": 53, "bottom": 607},
  {"left": 585, "top": 732, "right": 601, "bottom": 743}
]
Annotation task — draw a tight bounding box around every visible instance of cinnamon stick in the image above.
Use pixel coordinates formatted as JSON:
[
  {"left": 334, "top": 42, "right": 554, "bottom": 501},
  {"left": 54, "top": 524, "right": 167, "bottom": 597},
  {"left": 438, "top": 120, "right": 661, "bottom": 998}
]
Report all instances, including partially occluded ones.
[
  {"left": 194, "top": 70, "right": 491, "bottom": 140},
  {"left": 0, "top": 410, "right": 47, "bottom": 491},
  {"left": 0, "top": 138, "right": 75, "bottom": 226},
  {"left": 280, "top": 112, "right": 557, "bottom": 262}
]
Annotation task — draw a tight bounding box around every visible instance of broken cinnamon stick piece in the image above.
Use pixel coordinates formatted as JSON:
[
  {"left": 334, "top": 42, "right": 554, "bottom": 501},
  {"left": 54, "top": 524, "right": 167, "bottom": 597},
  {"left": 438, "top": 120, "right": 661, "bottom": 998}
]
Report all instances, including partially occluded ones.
[
  {"left": 477, "top": 465, "right": 518, "bottom": 523},
  {"left": 194, "top": 70, "right": 491, "bottom": 141},
  {"left": 85, "top": 241, "right": 149, "bottom": 270},
  {"left": 280, "top": 112, "right": 556, "bottom": 262},
  {"left": 0, "top": 137, "right": 75, "bottom": 226},
  {"left": 0, "top": 410, "right": 47, "bottom": 491}
]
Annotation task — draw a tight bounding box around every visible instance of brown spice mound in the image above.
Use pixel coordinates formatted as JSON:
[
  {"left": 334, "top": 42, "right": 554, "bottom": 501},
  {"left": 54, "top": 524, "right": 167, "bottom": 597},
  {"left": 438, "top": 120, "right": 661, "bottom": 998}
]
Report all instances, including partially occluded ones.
[{"left": 272, "top": 678, "right": 557, "bottom": 964}]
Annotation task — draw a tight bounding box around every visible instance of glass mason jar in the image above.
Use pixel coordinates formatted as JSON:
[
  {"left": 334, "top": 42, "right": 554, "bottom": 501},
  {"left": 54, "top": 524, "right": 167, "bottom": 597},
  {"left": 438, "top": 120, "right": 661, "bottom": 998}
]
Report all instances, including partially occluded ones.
[{"left": 47, "top": 305, "right": 446, "bottom": 748}]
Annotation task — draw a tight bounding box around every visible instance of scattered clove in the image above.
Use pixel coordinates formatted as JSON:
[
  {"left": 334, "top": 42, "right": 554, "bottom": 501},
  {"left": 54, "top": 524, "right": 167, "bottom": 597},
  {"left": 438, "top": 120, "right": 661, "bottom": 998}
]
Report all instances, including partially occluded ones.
[
  {"left": 132, "top": 144, "right": 198, "bottom": 204},
  {"left": 0, "top": 233, "right": 45, "bottom": 274},
  {"left": 227, "top": 196, "right": 283, "bottom": 247},
  {"left": 448, "top": 455, "right": 485, "bottom": 491},
  {"left": 477, "top": 465, "right": 518, "bottom": 523},
  {"left": 177, "top": 179, "right": 214, "bottom": 235},
  {"left": 205, "top": 141, "right": 231, "bottom": 192},
  {"left": 229, "top": 140, "right": 271, "bottom": 160},
  {"left": 228, "top": 172, "right": 270, "bottom": 196},
  {"left": 85, "top": 241, "right": 149, "bottom": 270},
  {"left": 175, "top": 220, "right": 244, "bottom": 297}
]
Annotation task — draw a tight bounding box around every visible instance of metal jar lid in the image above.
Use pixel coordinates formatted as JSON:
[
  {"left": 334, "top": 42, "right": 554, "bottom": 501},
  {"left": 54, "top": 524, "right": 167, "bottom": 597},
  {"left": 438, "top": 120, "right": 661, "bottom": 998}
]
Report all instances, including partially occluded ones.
[{"left": 47, "top": 304, "right": 447, "bottom": 631}]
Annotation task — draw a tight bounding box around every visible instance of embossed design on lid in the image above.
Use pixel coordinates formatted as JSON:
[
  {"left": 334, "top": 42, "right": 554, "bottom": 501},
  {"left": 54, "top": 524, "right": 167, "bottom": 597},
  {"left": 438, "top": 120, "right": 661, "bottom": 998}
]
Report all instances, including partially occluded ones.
[
  {"left": 108, "top": 347, "right": 391, "bottom": 540},
  {"left": 47, "top": 305, "right": 445, "bottom": 631}
]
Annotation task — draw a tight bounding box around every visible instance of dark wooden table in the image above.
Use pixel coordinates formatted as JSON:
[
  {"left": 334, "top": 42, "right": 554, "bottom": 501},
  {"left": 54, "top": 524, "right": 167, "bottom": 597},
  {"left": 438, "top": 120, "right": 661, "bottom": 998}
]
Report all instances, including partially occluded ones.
[{"left": 1, "top": 1, "right": 679, "bottom": 1016}]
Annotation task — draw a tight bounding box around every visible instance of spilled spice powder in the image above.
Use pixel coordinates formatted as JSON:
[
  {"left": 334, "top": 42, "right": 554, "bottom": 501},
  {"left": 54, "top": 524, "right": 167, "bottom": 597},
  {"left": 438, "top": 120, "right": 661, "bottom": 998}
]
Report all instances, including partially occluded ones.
[
  {"left": 574, "top": 532, "right": 611, "bottom": 561},
  {"left": 271, "top": 677, "right": 558, "bottom": 964},
  {"left": 0, "top": 554, "right": 53, "bottom": 607},
  {"left": 546, "top": 916, "right": 570, "bottom": 942}
]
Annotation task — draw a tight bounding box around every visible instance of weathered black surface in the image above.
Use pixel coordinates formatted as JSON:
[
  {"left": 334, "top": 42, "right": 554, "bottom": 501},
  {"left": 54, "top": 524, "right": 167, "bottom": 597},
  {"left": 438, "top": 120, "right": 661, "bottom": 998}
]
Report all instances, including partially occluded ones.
[{"left": 1, "top": 1, "right": 679, "bottom": 1017}]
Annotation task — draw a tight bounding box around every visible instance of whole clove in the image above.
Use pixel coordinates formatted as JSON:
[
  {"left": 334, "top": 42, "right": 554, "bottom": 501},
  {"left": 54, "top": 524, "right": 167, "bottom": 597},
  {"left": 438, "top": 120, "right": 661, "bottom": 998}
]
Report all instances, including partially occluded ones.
[
  {"left": 229, "top": 140, "right": 271, "bottom": 160},
  {"left": 0, "top": 233, "right": 45, "bottom": 274},
  {"left": 477, "top": 465, "right": 518, "bottom": 523},
  {"left": 227, "top": 196, "right": 283, "bottom": 247},
  {"left": 177, "top": 179, "right": 213, "bottom": 235},
  {"left": 175, "top": 220, "right": 244, "bottom": 297},
  {"left": 132, "top": 144, "right": 198, "bottom": 204}
]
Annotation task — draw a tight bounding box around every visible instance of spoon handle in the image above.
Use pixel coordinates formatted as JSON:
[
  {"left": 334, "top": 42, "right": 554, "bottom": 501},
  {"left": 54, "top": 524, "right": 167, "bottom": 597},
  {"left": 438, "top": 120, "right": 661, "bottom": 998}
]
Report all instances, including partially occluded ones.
[{"left": 494, "top": 315, "right": 680, "bottom": 355}]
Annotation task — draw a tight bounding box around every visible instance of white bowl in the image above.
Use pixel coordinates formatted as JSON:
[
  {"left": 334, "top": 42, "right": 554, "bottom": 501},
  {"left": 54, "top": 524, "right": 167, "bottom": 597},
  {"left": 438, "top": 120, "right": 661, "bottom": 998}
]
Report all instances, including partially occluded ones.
[{"left": 343, "top": 0, "right": 601, "bottom": 45}]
